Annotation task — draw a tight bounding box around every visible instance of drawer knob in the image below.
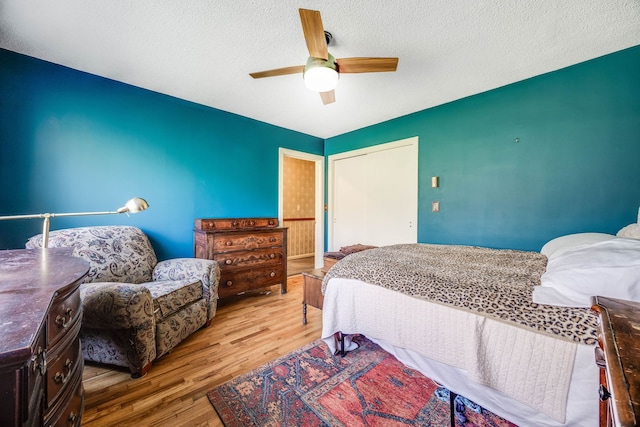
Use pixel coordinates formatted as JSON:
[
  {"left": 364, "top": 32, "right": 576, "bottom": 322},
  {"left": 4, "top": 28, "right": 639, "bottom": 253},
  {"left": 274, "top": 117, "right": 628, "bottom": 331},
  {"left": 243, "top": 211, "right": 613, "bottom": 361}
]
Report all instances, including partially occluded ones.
[
  {"left": 54, "top": 358, "right": 74, "bottom": 385},
  {"left": 268, "top": 220, "right": 275, "bottom": 225},
  {"left": 226, "top": 280, "right": 233, "bottom": 287},
  {"left": 599, "top": 384, "right": 611, "bottom": 401},
  {"left": 55, "top": 307, "right": 73, "bottom": 328},
  {"left": 225, "top": 259, "right": 232, "bottom": 265},
  {"left": 225, "top": 241, "right": 233, "bottom": 246},
  {"left": 270, "top": 237, "right": 276, "bottom": 242},
  {"left": 269, "top": 253, "right": 275, "bottom": 259},
  {"left": 232, "top": 221, "right": 239, "bottom": 227},
  {"left": 269, "top": 271, "right": 276, "bottom": 278},
  {"left": 68, "top": 412, "right": 79, "bottom": 426}
]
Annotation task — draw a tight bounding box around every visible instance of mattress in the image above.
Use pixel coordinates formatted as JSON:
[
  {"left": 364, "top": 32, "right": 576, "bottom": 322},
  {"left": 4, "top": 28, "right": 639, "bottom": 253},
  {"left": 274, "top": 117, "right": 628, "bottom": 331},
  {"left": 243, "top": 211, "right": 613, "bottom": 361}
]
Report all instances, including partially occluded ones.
[{"left": 321, "top": 278, "right": 599, "bottom": 427}]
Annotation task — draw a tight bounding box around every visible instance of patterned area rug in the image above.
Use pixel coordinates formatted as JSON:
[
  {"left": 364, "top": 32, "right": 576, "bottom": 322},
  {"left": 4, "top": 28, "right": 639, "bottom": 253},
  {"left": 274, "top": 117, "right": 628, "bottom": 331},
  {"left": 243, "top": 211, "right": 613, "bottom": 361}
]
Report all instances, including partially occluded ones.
[{"left": 208, "top": 336, "right": 517, "bottom": 426}]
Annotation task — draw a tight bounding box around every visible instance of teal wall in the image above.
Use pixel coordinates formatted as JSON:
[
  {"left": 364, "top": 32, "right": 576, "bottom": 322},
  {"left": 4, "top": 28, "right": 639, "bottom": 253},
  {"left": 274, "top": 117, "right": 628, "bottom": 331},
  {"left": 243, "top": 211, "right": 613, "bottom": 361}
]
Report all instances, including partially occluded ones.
[
  {"left": 325, "top": 45, "right": 640, "bottom": 251},
  {"left": 0, "top": 49, "right": 323, "bottom": 259},
  {"left": 2, "top": 46, "right": 639, "bottom": 257}
]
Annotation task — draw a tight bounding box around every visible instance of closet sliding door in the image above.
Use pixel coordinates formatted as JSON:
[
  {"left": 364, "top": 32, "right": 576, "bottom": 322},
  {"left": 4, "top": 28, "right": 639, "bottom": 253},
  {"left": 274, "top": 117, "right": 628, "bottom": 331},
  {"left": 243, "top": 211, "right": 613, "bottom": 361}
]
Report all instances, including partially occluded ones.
[
  {"left": 333, "top": 154, "right": 368, "bottom": 250},
  {"left": 329, "top": 137, "right": 418, "bottom": 251}
]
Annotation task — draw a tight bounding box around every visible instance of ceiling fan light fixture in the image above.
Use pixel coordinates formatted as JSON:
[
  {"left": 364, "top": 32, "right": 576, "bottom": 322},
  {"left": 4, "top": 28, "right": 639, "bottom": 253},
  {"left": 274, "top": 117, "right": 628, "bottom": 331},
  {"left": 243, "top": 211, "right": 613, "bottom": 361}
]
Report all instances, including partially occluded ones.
[{"left": 303, "top": 55, "right": 338, "bottom": 92}]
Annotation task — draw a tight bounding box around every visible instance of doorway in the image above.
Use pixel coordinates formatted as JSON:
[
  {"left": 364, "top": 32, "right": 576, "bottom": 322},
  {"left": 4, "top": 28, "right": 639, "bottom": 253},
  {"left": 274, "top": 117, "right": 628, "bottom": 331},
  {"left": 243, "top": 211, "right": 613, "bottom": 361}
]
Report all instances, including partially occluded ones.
[{"left": 278, "top": 148, "right": 324, "bottom": 273}]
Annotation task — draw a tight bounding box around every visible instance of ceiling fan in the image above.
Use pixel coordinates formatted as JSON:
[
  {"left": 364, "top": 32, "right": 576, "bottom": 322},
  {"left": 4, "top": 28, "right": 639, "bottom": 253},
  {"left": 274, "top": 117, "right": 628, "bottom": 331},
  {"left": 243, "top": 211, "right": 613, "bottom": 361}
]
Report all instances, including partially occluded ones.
[{"left": 249, "top": 9, "right": 399, "bottom": 105}]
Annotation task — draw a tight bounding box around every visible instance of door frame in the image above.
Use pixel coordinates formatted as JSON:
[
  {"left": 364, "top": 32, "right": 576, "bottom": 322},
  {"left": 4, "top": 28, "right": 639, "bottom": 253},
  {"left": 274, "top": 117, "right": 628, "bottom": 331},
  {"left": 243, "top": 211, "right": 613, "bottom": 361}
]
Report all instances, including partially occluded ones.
[
  {"left": 278, "top": 148, "right": 325, "bottom": 269},
  {"left": 327, "top": 136, "right": 418, "bottom": 251}
]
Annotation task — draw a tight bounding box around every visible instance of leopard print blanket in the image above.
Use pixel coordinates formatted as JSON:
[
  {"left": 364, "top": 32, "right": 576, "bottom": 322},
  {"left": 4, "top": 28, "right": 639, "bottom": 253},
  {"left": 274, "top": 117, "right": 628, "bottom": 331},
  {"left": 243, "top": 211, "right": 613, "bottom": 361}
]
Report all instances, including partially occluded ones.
[{"left": 322, "top": 243, "right": 598, "bottom": 346}]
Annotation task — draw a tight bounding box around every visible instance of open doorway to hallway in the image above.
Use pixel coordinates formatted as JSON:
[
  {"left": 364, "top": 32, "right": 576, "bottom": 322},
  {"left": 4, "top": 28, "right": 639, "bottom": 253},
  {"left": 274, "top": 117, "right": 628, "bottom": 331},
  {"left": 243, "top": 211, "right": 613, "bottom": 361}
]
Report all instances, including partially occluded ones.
[{"left": 279, "top": 149, "right": 324, "bottom": 276}]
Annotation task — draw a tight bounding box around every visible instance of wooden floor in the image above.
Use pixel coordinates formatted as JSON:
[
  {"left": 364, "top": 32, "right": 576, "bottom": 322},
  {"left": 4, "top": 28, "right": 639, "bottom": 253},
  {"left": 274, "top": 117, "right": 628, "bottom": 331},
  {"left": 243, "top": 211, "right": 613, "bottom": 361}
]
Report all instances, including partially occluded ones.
[
  {"left": 81, "top": 275, "right": 322, "bottom": 426},
  {"left": 287, "top": 255, "right": 315, "bottom": 276}
]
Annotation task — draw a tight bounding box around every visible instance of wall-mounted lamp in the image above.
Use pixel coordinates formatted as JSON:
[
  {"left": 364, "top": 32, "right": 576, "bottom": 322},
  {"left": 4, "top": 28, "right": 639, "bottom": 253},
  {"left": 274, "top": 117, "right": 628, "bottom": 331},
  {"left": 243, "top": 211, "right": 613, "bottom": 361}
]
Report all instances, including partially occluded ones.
[
  {"left": 431, "top": 176, "right": 439, "bottom": 188},
  {"left": 0, "top": 197, "right": 149, "bottom": 248}
]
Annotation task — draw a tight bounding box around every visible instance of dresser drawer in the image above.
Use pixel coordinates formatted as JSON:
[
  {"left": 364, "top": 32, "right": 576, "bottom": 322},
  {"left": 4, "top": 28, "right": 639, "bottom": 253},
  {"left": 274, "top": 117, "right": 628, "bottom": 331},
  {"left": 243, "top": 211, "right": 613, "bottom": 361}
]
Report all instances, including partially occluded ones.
[
  {"left": 214, "top": 248, "right": 284, "bottom": 270},
  {"left": 44, "top": 367, "right": 83, "bottom": 427},
  {"left": 47, "top": 289, "right": 81, "bottom": 348},
  {"left": 195, "top": 218, "right": 278, "bottom": 231},
  {"left": 212, "top": 231, "right": 284, "bottom": 252},
  {"left": 45, "top": 338, "right": 81, "bottom": 410},
  {"left": 218, "top": 267, "right": 285, "bottom": 297}
]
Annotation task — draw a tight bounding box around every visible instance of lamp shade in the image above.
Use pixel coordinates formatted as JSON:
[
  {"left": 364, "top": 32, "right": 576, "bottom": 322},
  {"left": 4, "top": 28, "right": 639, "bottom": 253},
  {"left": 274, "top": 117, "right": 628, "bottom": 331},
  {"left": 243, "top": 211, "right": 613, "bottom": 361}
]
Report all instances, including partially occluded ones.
[
  {"left": 303, "top": 54, "right": 339, "bottom": 92},
  {"left": 117, "top": 197, "right": 149, "bottom": 214}
]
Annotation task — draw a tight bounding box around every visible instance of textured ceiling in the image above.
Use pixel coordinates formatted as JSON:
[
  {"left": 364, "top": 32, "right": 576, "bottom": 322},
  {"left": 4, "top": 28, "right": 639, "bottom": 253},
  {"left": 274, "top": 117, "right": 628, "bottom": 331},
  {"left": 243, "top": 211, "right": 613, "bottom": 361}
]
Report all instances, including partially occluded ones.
[{"left": 1, "top": 0, "right": 639, "bottom": 138}]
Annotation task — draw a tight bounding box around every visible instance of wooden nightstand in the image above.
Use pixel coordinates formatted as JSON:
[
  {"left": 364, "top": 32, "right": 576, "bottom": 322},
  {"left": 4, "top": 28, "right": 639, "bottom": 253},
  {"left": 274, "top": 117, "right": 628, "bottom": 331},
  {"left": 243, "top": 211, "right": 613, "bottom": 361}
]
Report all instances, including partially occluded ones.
[
  {"left": 592, "top": 296, "right": 640, "bottom": 427},
  {"left": 302, "top": 269, "right": 326, "bottom": 325}
]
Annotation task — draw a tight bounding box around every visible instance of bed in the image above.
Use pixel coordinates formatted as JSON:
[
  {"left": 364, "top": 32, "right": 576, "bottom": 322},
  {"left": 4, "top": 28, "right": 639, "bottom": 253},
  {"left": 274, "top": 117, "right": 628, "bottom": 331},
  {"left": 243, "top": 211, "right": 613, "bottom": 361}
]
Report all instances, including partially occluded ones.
[{"left": 320, "top": 226, "right": 640, "bottom": 427}]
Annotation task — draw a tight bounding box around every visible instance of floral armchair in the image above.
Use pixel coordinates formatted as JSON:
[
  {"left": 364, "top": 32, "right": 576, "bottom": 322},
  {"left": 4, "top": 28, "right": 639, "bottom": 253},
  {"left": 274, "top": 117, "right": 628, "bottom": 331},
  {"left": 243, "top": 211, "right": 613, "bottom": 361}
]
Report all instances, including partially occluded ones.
[{"left": 26, "top": 225, "right": 220, "bottom": 377}]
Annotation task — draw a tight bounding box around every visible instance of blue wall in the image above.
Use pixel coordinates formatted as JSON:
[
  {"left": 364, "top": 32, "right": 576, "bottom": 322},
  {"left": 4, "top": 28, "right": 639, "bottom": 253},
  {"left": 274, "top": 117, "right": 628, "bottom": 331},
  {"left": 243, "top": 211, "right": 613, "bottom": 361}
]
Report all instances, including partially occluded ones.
[
  {"left": 325, "top": 45, "right": 640, "bottom": 251},
  {"left": 0, "top": 49, "right": 323, "bottom": 259}
]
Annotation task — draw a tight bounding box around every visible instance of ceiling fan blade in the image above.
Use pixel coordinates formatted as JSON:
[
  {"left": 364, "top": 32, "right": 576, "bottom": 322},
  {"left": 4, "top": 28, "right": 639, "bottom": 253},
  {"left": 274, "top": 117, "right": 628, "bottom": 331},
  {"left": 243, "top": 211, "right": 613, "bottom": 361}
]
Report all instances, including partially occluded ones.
[
  {"left": 319, "top": 90, "right": 335, "bottom": 105},
  {"left": 336, "top": 57, "right": 399, "bottom": 73},
  {"left": 299, "top": 9, "right": 328, "bottom": 60},
  {"left": 249, "top": 65, "right": 304, "bottom": 79}
]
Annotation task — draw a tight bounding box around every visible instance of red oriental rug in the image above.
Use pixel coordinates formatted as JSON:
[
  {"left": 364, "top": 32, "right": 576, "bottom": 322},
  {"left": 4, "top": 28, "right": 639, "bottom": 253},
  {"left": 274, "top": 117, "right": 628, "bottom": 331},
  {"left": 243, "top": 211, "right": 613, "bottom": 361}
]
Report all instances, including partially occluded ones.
[{"left": 208, "top": 336, "right": 516, "bottom": 426}]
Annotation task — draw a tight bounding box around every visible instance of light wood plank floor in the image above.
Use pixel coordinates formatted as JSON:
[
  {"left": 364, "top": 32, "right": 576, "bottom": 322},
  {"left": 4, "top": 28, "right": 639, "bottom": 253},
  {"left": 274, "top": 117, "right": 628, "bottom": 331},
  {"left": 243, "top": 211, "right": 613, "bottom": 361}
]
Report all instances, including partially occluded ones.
[
  {"left": 287, "top": 255, "right": 315, "bottom": 276},
  {"left": 81, "top": 275, "right": 322, "bottom": 426}
]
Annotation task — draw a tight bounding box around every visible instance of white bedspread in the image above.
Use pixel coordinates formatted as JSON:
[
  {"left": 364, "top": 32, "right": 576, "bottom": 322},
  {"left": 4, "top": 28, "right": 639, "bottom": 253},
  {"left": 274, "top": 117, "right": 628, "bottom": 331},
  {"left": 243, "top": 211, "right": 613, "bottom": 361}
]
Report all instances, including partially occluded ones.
[{"left": 321, "top": 278, "right": 599, "bottom": 426}]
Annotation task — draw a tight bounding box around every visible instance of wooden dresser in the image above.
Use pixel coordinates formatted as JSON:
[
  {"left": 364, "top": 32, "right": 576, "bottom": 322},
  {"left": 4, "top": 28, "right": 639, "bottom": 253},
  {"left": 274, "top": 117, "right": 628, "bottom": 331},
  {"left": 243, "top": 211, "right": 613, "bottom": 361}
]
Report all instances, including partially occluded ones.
[
  {"left": 194, "top": 218, "right": 287, "bottom": 299},
  {"left": 592, "top": 296, "right": 640, "bottom": 427},
  {"left": 0, "top": 248, "right": 89, "bottom": 427}
]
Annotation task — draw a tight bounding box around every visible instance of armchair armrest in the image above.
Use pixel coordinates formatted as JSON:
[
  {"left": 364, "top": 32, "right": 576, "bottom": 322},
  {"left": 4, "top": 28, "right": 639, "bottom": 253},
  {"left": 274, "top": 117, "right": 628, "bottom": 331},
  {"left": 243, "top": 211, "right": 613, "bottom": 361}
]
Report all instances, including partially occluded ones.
[
  {"left": 153, "top": 258, "right": 221, "bottom": 319},
  {"left": 81, "top": 283, "right": 154, "bottom": 329}
]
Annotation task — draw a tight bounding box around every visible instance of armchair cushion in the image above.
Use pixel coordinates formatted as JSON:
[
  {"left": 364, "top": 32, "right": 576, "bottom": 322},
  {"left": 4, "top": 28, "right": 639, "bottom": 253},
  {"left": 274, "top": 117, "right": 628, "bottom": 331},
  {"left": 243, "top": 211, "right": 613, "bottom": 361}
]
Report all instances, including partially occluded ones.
[
  {"left": 147, "top": 279, "right": 203, "bottom": 322},
  {"left": 153, "top": 258, "right": 220, "bottom": 320}
]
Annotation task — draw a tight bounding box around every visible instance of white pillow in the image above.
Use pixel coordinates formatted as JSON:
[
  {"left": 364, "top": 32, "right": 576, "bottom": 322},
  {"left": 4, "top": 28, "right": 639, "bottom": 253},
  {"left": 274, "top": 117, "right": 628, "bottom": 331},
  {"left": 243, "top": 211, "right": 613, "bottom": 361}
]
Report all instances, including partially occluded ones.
[
  {"left": 540, "top": 233, "right": 616, "bottom": 260},
  {"left": 617, "top": 223, "right": 640, "bottom": 239},
  {"left": 534, "top": 238, "right": 640, "bottom": 307}
]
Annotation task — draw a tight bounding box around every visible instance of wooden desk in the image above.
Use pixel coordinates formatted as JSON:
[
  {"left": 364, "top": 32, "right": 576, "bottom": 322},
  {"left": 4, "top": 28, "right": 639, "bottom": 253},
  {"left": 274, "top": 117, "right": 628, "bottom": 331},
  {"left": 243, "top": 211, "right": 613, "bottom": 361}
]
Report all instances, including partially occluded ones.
[
  {"left": 302, "top": 269, "right": 326, "bottom": 325},
  {"left": 0, "top": 248, "right": 89, "bottom": 427},
  {"left": 592, "top": 296, "right": 640, "bottom": 427}
]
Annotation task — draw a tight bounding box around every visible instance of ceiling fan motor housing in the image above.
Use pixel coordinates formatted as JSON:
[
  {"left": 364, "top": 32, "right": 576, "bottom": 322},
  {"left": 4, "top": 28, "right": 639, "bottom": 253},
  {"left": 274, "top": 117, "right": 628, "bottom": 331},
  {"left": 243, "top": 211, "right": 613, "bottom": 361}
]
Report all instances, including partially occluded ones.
[
  {"left": 324, "top": 31, "right": 333, "bottom": 45},
  {"left": 304, "top": 53, "right": 337, "bottom": 72}
]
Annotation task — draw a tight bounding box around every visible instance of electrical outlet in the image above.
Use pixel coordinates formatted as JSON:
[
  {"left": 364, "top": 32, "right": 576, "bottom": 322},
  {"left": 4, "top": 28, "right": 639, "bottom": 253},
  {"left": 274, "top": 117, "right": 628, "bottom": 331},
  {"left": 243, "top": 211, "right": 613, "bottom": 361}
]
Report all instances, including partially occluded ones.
[{"left": 432, "top": 201, "right": 440, "bottom": 212}]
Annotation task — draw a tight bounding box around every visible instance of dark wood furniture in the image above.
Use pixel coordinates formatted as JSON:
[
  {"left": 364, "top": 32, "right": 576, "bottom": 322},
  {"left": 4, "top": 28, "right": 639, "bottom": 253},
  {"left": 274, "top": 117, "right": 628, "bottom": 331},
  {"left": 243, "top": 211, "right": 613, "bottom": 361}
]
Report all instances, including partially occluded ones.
[
  {"left": 194, "top": 218, "right": 287, "bottom": 299},
  {"left": 592, "top": 296, "right": 640, "bottom": 427},
  {"left": 302, "top": 268, "right": 326, "bottom": 324},
  {"left": 0, "top": 248, "right": 89, "bottom": 427}
]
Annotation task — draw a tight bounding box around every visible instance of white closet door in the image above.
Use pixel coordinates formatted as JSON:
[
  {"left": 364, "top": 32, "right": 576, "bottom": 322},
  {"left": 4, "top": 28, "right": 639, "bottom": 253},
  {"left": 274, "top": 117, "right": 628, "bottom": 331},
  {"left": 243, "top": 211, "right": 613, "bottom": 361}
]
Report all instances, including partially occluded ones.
[
  {"left": 364, "top": 144, "right": 417, "bottom": 246},
  {"left": 333, "top": 154, "right": 367, "bottom": 250},
  {"left": 331, "top": 139, "right": 418, "bottom": 250}
]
